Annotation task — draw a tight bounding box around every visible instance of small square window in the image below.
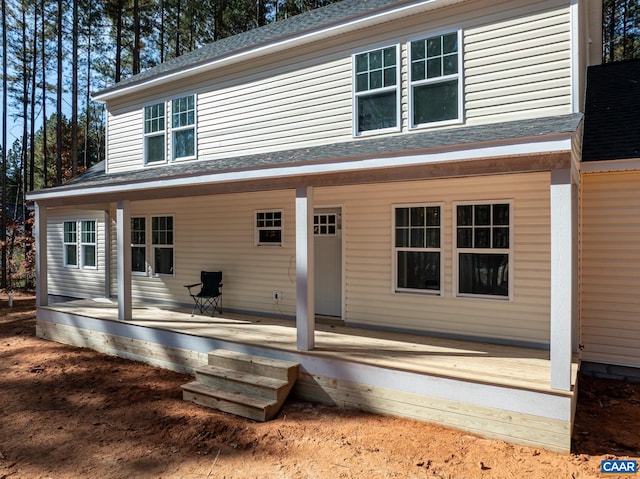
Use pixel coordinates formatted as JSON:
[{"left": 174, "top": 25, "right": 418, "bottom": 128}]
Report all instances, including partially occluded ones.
[{"left": 256, "top": 211, "right": 283, "bottom": 246}]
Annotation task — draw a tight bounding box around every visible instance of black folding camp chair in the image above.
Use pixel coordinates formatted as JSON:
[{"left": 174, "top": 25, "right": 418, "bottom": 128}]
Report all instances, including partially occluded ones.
[{"left": 184, "top": 271, "right": 223, "bottom": 316}]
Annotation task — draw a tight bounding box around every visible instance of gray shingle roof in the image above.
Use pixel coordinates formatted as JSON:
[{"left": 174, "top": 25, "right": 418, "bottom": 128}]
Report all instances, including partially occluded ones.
[
  {"left": 50, "top": 113, "right": 582, "bottom": 193},
  {"left": 582, "top": 59, "right": 640, "bottom": 161},
  {"left": 95, "top": 0, "right": 408, "bottom": 98}
]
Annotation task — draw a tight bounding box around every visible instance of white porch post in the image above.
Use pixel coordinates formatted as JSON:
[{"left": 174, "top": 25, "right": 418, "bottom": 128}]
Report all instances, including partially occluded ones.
[
  {"left": 295, "top": 186, "right": 315, "bottom": 351},
  {"left": 116, "top": 200, "right": 132, "bottom": 320},
  {"left": 550, "top": 169, "right": 575, "bottom": 391},
  {"left": 34, "top": 202, "right": 48, "bottom": 307}
]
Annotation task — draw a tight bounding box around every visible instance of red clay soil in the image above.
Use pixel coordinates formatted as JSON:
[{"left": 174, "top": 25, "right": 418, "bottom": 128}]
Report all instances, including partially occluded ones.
[{"left": 1, "top": 293, "right": 638, "bottom": 479}]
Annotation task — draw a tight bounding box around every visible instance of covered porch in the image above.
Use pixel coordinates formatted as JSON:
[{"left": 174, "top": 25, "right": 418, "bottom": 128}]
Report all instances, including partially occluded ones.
[{"left": 36, "top": 298, "right": 579, "bottom": 453}]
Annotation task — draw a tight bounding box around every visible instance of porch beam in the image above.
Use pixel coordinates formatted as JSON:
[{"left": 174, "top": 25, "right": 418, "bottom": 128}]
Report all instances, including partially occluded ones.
[
  {"left": 550, "top": 169, "right": 574, "bottom": 391},
  {"left": 34, "top": 203, "right": 48, "bottom": 307},
  {"left": 295, "top": 186, "right": 315, "bottom": 351},
  {"left": 116, "top": 200, "right": 132, "bottom": 320}
]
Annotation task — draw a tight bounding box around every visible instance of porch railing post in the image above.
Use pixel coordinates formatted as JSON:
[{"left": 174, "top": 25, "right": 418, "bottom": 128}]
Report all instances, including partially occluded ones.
[
  {"left": 116, "top": 200, "right": 132, "bottom": 320},
  {"left": 550, "top": 168, "right": 575, "bottom": 391},
  {"left": 296, "top": 186, "right": 315, "bottom": 351},
  {"left": 34, "top": 202, "right": 48, "bottom": 307}
]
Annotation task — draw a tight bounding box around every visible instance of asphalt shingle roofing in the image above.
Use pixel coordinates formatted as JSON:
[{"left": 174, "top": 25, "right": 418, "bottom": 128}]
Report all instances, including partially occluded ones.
[
  {"left": 95, "top": 0, "right": 409, "bottom": 97},
  {"left": 56, "top": 113, "right": 582, "bottom": 192},
  {"left": 582, "top": 59, "right": 640, "bottom": 161}
]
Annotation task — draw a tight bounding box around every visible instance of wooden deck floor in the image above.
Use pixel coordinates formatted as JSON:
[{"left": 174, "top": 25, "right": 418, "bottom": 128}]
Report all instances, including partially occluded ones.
[{"left": 41, "top": 299, "right": 577, "bottom": 396}]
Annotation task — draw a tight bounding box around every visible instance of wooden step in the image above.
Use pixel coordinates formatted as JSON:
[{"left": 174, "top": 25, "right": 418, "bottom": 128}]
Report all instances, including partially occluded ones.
[
  {"left": 208, "top": 349, "right": 299, "bottom": 382},
  {"left": 182, "top": 350, "right": 300, "bottom": 422},
  {"left": 181, "top": 381, "right": 280, "bottom": 422},
  {"left": 194, "top": 364, "right": 289, "bottom": 401}
]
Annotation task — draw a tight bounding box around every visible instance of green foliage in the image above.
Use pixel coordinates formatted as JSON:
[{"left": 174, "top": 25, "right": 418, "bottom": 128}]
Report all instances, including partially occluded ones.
[{"left": 603, "top": 0, "right": 640, "bottom": 62}]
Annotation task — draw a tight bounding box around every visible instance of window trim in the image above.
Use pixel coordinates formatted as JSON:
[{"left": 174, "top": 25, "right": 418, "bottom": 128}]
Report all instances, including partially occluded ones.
[
  {"left": 63, "top": 219, "right": 97, "bottom": 270},
  {"left": 151, "top": 215, "right": 175, "bottom": 277},
  {"left": 131, "top": 216, "right": 148, "bottom": 276},
  {"left": 408, "top": 29, "right": 464, "bottom": 130},
  {"left": 255, "top": 209, "right": 284, "bottom": 247},
  {"left": 170, "top": 93, "right": 198, "bottom": 162},
  {"left": 352, "top": 43, "right": 401, "bottom": 137},
  {"left": 63, "top": 220, "right": 78, "bottom": 268},
  {"left": 392, "top": 203, "right": 444, "bottom": 296},
  {"left": 453, "top": 200, "right": 513, "bottom": 301},
  {"left": 80, "top": 220, "right": 98, "bottom": 269},
  {"left": 143, "top": 101, "right": 167, "bottom": 165}
]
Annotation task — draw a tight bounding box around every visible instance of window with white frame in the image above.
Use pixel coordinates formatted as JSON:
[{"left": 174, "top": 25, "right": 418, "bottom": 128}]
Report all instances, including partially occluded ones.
[
  {"left": 144, "top": 102, "right": 166, "bottom": 164},
  {"left": 63, "top": 221, "right": 78, "bottom": 267},
  {"left": 80, "top": 220, "right": 97, "bottom": 268},
  {"left": 456, "top": 203, "right": 510, "bottom": 298},
  {"left": 394, "top": 205, "right": 442, "bottom": 293},
  {"left": 410, "top": 31, "right": 461, "bottom": 127},
  {"left": 256, "top": 210, "right": 282, "bottom": 246},
  {"left": 172, "top": 95, "right": 196, "bottom": 160},
  {"left": 152, "top": 215, "right": 174, "bottom": 275},
  {"left": 131, "top": 217, "right": 147, "bottom": 274},
  {"left": 354, "top": 45, "right": 399, "bottom": 135},
  {"left": 63, "top": 220, "right": 96, "bottom": 268}
]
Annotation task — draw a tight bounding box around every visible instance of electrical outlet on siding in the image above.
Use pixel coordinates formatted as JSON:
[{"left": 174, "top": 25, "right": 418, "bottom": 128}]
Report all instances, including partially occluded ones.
[{"left": 273, "top": 291, "right": 282, "bottom": 303}]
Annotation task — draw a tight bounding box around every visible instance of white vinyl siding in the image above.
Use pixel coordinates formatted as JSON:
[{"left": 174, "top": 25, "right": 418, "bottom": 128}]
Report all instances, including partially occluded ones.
[
  {"left": 109, "top": 191, "right": 297, "bottom": 313},
  {"left": 47, "top": 210, "right": 107, "bottom": 299},
  {"left": 104, "top": 1, "right": 573, "bottom": 174},
  {"left": 107, "top": 172, "right": 550, "bottom": 345},
  {"left": 464, "top": 7, "right": 572, "bottom": 123},
  {"left": 317, "top": 172, "right": 550, "bottom": 345},
  {"left": 581, "top": 171, "right": 640, "bottom": 368}
]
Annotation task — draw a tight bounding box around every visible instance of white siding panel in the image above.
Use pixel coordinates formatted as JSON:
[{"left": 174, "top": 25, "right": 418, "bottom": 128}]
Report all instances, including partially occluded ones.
[
  {"left": 105, "top": 0, "right": 573, "bottom": 174},
  {"left": 47, "top": 209, "right": 107, "bottom": 299},
  {"left": 581, "top": 171, "right": 640, "bottom": 368},
  {"left": 315, "top": 172, "right": 551, "bottom": 345},
  {"left": 196, "top": 58, "right": 353, "bottom": 159},
  {"left": 464, "top": 6, "right": 572, "bottom": 123},
  {"left": 107, "top": 109, "right": 144, "bottom": 172}
]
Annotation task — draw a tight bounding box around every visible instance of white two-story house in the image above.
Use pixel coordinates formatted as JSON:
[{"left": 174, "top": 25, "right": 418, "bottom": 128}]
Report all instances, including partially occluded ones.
[{"left": 28, "top": 0, "right": 604, "bottom": 452}]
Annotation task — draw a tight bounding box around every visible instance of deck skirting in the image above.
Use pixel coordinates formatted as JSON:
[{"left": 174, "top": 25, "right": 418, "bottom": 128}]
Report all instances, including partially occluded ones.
[{"left": 35, "top": 309, "right": 576, "bottom": 453}]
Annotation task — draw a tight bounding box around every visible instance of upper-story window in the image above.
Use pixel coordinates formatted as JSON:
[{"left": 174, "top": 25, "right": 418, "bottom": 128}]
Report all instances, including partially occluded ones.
[
  {"left": 144, "top": 102, "right": 166, "bottom": 164},
  {"left": 143, "top": 95, "right": 196, "bottom": 165},
  {"left": 409, "top": 31, "right": 462, "bottom": 128},
  {"left": 172, "top": 95, "right": 196, "bottom": 160},
  {"left": 353, "top": 45, "right": 399, "bottom": 135}
]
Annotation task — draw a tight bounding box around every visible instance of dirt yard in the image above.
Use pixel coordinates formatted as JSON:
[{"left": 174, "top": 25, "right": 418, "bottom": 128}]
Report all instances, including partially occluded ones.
[{"left": 1, "top": 293, "right": 638, "bottom": 479}]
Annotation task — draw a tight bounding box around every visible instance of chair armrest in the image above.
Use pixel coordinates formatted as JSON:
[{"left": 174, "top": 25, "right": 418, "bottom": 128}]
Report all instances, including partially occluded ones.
[{"left": 184, "top": 282, "right": 202, "bottom": 289}]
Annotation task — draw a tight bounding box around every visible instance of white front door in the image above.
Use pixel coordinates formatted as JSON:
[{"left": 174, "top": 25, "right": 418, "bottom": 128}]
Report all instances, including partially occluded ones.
[{"left": 314, "top": 208, "right": 342, "bottom": 317}]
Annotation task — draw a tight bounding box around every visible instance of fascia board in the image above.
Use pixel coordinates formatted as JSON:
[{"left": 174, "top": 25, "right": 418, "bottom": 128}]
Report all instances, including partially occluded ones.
[
  {"left": 28, "top": 135, "right": 572, "bottom": 202},
  {"left": 92, "top": 0, "right": 466, "bottom": 103}
]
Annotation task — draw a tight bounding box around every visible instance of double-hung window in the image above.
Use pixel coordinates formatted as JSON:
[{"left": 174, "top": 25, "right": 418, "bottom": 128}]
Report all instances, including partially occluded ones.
[
  {"left": 63, "top": 221, "right": 78, "bottom": 267},
  {"left": 394, "top": 205, "right": 442, "bottom": 294},
  {"left": 63, "top": 220, "right": 96, "bottom": 268},
  {"left": 354, "top": 45, "right": 399, "bottom": 135},
  {"left": 80, "top": 220, "right": 97, "bottom": 268},
  {"left": 131, "top": 217, "right": 147, "bottom": 274},
  {"left": 410, "top": 31, "right": 461, "bottom": 127},
  {"left": 172, "top": 95, "right": 196, "bottom": 160},
  {"left": 456, "top": 203, "right": 511, "bottom": 298},
  {"left": 152, "top": 216, "right": 174, "bottom": 275},
  {"left": 256, "top": 210, "right": 283, "bottom": 246},
  {"left": 144, "top": 102, "right": 166, "bottom": 164}
]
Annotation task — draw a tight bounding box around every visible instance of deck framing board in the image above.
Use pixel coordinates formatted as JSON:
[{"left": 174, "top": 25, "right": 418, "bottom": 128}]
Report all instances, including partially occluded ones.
[{"left": 35, "top": 305, "right": 577, "bottom": 452}]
